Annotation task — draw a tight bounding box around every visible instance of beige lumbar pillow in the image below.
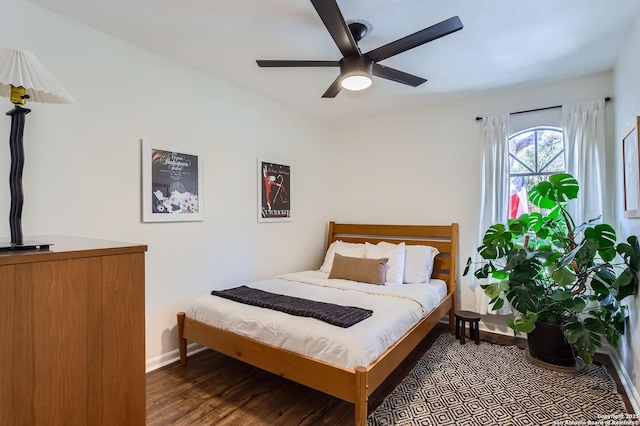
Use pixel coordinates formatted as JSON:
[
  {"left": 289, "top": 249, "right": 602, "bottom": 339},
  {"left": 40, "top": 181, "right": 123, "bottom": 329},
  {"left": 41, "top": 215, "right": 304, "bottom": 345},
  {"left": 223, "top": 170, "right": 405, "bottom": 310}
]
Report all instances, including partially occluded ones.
[{"left": 328, "top": 253, "right": 389, "bottom": 285}]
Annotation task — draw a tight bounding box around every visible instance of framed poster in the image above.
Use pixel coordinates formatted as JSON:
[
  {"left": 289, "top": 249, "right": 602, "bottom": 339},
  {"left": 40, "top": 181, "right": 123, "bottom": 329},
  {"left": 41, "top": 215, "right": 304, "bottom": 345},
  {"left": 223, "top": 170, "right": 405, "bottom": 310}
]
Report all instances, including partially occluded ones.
[
  {"left": 258, "top": 158, "right": 291, "bottom": 222},
  {"left": 623, "top": 117, "right": 640, "bottom": 219},
  {"left": 142, "top": 140, "right": 204, "bottom": 222}
]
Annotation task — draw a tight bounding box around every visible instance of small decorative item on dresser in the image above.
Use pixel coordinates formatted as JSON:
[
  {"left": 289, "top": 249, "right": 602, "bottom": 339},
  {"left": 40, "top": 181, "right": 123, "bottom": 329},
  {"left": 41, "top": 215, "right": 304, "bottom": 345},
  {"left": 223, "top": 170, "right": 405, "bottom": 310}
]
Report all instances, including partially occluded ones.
[{"left": 455, "top": 310, "right": 481, "bottom": 344}]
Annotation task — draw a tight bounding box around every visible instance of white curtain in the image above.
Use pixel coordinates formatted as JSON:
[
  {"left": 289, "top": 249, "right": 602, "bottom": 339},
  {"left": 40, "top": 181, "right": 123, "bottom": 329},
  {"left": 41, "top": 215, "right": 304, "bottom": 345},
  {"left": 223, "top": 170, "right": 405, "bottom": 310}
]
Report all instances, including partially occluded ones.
[
  {"left": 563, "top": 99, "right": 606, "bottom": 226},
  {"left": 473, "top": 114, "right": 512, "bottom": 315}
]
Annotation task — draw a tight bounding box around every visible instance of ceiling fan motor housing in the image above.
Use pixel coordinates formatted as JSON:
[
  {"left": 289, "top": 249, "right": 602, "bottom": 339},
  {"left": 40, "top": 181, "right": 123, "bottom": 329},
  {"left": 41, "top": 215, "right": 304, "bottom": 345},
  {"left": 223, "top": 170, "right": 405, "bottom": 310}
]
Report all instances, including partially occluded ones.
[
  {"left": 340, "top": 56, "right": 372, "bottom": 75},
  {"left": 339, "top": 56, "right": 373, "bottom": 90}
]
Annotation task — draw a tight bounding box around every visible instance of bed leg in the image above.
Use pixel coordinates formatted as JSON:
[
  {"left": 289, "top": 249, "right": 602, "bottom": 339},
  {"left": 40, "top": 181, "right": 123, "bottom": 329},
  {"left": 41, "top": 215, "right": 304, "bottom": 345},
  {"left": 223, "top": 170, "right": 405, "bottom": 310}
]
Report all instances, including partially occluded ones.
[
  {"left": 177, "top": 312, "right": 187, "bottom": 366},
  {"left": 354, "top": 367, "right": 368, "bottom": 426},
  {"left": 449, "top": 307, "right": 456, "bottom": 332}
]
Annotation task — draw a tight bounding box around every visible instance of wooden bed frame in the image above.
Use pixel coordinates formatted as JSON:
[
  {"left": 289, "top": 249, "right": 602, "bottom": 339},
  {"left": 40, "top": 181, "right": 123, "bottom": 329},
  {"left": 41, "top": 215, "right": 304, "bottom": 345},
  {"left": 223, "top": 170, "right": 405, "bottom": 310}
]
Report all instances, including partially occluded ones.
[{"left": 177, "top": 222, "right": 458, "bottom": 426}]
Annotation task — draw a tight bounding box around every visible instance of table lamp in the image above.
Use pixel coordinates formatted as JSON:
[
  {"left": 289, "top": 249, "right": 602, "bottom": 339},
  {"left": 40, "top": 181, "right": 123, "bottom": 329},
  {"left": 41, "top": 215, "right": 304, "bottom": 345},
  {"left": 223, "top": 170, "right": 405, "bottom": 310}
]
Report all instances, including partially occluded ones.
[{"left": 0, "top": 47, "right": 72, "bottom": 251}]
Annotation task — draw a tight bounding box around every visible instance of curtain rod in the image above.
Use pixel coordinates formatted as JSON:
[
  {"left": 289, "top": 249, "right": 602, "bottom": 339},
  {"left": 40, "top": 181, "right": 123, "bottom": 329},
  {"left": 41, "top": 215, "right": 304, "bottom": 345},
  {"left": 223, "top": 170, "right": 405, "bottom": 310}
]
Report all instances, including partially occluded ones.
[{"left": 474, "top": 97, "right": 611, "bottom": 121}]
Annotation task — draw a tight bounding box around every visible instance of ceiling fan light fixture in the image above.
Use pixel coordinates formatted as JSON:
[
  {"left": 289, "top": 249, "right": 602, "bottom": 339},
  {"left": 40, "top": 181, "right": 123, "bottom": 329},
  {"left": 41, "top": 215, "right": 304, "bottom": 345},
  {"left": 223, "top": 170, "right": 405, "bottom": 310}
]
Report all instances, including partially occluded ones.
[
  {"left": 339, "top": 56, "right": 373, "bottom": 91},
  {"left": 341, "top": 73, "right": 372, "bottom": 91}
]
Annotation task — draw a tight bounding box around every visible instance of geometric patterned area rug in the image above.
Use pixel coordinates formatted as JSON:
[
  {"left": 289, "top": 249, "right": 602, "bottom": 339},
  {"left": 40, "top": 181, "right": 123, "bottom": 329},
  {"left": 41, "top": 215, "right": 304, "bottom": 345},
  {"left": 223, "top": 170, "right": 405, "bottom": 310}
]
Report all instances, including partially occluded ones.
[{"left": 368, "top": 333, "right": 629, "bottom": 425}]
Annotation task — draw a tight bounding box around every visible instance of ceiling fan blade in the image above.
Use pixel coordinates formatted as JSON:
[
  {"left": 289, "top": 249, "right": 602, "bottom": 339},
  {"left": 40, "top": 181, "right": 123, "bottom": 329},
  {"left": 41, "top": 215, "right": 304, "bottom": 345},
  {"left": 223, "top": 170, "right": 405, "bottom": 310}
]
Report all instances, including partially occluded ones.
[
  {"left": 366, "top": 16, "right": 463, "bottom": 63},
  {"left": 256, "top": 60, "right": 339, "bottom": 67},
  {"left": 322, "top": 76, "right": 342, "bottom": 98},
  {"left": 372, "top": 63, "right": 427, "bottom": 87},
  {"left": 310, "top": 0, "right": 360, "bottom": 57}
]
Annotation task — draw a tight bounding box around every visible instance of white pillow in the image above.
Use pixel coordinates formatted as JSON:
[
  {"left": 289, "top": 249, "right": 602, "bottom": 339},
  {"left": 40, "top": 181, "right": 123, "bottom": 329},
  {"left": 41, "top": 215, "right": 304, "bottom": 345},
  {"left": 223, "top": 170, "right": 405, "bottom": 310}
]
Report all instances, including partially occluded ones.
[
  {"left": 320, "top": 240, "right": 366, "bottom": 273},
  {"left": 365, "top": 242, "right": 405, "bottom": 285},
  {"left": 404, "top": 245, "right": 439, "bottom": 283}
]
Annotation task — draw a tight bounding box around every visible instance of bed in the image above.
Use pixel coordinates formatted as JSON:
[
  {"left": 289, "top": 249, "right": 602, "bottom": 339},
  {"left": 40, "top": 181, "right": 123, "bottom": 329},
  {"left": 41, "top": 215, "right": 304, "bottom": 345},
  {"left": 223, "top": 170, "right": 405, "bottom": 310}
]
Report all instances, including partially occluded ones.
[{"left": 177, "top": 222, "right": 458, "bottom": 426}]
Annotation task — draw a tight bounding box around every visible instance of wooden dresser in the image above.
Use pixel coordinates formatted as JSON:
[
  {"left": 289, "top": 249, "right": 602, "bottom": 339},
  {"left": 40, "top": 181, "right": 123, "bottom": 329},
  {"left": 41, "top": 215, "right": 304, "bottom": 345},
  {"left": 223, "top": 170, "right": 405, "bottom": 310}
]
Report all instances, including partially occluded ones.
[{"left": 0, "top": 236, "right": 147, "bottom": 426}]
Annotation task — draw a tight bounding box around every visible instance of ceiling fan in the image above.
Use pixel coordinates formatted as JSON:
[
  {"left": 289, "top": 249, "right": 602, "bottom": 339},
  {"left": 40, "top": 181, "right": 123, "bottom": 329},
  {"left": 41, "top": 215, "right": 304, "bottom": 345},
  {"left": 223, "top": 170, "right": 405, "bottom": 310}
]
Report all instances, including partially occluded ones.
[{"left": 256, "top": 0, "right": 463, "bottom": 98}]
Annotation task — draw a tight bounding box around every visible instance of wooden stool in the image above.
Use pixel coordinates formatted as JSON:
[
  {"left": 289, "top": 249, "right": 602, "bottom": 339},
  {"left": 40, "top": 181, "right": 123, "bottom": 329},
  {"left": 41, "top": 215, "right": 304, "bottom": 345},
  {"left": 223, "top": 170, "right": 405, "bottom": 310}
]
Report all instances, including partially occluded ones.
[{"left": 455, "top": 310, "right": 481, "bottom": 344}]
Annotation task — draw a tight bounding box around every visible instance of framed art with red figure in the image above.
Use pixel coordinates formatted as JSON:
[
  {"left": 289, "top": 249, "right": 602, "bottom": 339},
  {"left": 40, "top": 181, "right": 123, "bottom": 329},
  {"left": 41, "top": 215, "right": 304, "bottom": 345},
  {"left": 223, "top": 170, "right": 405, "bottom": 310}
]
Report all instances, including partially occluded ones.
[{"left": 258, "top": 158, "right": 291, "bottom": 223}]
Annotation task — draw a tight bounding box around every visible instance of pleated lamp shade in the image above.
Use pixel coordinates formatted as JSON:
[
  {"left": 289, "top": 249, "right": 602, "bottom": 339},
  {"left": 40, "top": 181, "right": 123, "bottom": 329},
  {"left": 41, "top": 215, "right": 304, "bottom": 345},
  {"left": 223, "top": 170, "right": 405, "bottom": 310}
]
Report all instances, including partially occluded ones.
[{"left": 0, "top": 47, "right": 72, "bottom": 104}]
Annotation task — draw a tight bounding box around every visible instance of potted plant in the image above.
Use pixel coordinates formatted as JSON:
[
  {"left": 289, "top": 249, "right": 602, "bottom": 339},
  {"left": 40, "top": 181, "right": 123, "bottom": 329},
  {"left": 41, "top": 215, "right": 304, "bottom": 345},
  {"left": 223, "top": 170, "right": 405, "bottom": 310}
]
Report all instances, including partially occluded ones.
[{"left": 464, "top": 173, "right": 640, "bottom": 365}]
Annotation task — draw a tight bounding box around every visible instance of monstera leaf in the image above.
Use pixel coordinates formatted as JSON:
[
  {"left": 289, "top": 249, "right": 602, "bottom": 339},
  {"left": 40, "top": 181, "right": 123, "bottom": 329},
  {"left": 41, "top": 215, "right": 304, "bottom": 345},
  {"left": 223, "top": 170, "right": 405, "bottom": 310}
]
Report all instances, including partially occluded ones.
[
  {"left": 506, "top": 282, "right": 543, "bottom": 314},
  {"left": 584, "top": 224, "right": 616, "bottom": 262},
  {"left": 511, "top": 312, "right": 537, "bottom": 333},
  {"left": 549, "top": 264, "right": 577, "bottom": 286},
  {"left": 527, "top": 212, "right": 544, "bottom": 233},
  {"left": 529, "top": 173, "right": 579, "bottom": 208},
  {"left": 564, "top": 317, "right": 606, "bottom": 365},
  {"left": 478, "top": 224, "right": 513, "bottom": 259},
  {"left": 618, "top": 236, "right": 640, "bottom": 273},
  {"left": 612, "top": 268, "right": 637, "bottom": 300},
  {"left": 508, "top": 215, "right": 533, "bottom": 235}
]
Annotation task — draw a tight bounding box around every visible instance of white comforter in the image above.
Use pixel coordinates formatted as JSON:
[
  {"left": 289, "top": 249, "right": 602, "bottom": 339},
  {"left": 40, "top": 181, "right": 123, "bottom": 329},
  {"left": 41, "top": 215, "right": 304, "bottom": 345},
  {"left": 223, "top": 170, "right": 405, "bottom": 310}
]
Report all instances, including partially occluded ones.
[{"left": 186, "top": 270, "right": 447, "bottom": 370}]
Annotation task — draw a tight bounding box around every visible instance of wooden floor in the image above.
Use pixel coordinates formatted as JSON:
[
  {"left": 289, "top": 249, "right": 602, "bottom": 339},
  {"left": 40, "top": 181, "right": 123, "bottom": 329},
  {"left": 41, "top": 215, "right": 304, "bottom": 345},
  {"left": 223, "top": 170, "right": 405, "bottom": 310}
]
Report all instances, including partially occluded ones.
[{"left": 146, "top": 323, "right": 634, "bottom": 425}]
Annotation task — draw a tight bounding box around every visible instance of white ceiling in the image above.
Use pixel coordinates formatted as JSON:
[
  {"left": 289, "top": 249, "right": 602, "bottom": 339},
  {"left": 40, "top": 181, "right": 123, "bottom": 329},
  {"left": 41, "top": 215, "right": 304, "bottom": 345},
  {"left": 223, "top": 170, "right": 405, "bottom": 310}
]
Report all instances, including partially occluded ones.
[{"left": 26, "top": 0, "right": 640, "bottom": 121}]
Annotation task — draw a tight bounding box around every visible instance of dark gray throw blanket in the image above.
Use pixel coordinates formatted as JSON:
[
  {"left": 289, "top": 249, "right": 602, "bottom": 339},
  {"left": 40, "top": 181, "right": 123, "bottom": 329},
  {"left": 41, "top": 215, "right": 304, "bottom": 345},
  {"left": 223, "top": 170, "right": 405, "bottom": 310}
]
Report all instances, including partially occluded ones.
[{"left": 210, "top": 285, "right": 373, "bottom": 328}]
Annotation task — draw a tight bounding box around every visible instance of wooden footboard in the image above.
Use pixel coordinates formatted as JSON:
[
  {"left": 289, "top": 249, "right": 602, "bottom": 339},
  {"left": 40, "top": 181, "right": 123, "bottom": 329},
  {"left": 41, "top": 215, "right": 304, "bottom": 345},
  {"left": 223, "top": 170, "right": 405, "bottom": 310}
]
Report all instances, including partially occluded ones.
[{"left": 177, "top": 222, "right": 458, "bottom": 425}]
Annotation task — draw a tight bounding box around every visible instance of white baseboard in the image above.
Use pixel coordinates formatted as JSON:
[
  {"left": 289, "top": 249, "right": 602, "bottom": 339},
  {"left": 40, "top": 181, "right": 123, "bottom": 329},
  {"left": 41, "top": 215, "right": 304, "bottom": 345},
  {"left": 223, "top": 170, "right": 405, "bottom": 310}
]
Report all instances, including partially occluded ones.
[
  {"left": 146, "top": 342, "right": 207, "bottom": 373},
  {"left": 477, "top": 320, "right": 526, "bottom": 339},
  {"left": 604, "top": 347, "right": 640, "bottom": 413}
]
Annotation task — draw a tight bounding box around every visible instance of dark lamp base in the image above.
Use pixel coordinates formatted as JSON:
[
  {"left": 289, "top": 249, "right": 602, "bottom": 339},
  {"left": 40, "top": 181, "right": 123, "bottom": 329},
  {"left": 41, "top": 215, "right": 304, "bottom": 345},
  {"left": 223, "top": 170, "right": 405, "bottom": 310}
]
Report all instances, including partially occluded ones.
[{"left": 0, "top": 241, "right": 52, "bottom": 252}]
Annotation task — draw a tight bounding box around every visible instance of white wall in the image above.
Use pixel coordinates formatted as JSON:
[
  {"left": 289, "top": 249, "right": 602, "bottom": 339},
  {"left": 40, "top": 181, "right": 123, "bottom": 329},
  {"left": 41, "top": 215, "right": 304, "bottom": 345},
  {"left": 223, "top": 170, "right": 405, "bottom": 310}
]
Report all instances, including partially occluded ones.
[
  {"left": 614, "top": 9, "right": 640, "bottom": 408},
  {"left": 0, "top": 0, "right": 332, "bottom": 363},
  {"left": 327, "top": 71, "right": 614, "bottom": 336}
]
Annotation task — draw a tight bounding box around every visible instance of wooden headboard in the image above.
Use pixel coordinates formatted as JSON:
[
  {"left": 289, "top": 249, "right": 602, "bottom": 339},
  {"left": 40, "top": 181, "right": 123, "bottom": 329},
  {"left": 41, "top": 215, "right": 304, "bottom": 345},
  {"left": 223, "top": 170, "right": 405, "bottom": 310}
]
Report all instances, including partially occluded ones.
[{"left": 326, "top": 222, "right": 459, "bottom": 292}]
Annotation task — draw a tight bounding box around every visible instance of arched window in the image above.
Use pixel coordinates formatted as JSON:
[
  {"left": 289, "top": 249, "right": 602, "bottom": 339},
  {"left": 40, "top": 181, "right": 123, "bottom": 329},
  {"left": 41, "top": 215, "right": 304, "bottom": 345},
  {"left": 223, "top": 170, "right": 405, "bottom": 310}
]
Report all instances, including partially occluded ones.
[{"left": 508, "top": 127, "right": 564, "bottom": 218}]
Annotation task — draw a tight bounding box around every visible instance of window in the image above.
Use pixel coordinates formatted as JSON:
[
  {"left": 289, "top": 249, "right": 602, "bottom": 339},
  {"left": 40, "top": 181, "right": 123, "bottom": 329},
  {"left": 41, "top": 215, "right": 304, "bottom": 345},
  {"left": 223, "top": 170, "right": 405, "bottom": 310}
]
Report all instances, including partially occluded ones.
[{"left": 508, "top": 127, "right": 564, "bottom": 218}]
